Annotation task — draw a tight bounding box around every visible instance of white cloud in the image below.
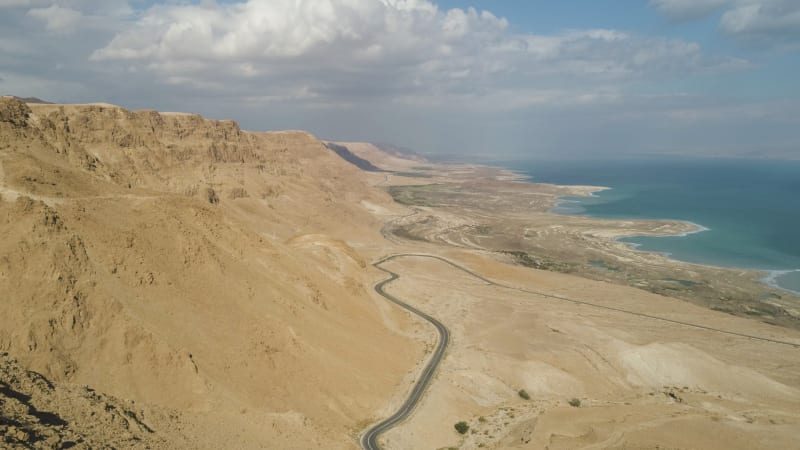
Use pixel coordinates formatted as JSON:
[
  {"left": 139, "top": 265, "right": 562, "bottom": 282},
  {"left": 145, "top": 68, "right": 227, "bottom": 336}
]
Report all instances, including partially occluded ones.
[
  {"left": 4, "top": 0, "right": 790, "bottom": 157},
  {"left": 720, "top": 1, "right": 800, "bottom": 36},
  {"left": 652, "top": 0, "right": 800, "bottom": 46},
  {"left": 86, "top": 0, "right": 734, "bottom": 110},
  {"left": 2, "top": 0, "right": 130, "bottom": 11},
  {"left": 27, "top": 5, "right": 83, "bottom": 32},
  {"left": 650, "top": 0, "right": 729, "bottom": 19},
  {"left": 664, "top": 100, "right": 800, "bottom": 122},
  {"left": 0, "top": 0, "right": 48, "bottom": 7}
]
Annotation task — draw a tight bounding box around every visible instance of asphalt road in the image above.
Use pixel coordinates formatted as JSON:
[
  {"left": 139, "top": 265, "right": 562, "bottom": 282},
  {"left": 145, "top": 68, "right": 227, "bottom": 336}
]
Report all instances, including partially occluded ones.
[
  {"left": 360, "top": 253, "right": 799, "bottom": 449},
  {"left": 360, "top": 254, "right": 450, "bottom": 450}
]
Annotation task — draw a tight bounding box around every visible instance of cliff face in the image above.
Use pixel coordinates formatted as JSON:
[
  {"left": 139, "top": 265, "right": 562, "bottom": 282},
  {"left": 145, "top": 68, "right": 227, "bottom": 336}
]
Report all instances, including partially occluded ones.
[{"left": 0, "top": 97, "right": 419, "bottom": 449}]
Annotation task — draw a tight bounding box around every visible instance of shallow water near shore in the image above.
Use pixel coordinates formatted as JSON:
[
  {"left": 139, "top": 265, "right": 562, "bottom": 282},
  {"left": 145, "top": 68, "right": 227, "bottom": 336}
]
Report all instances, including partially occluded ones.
[{"left": 496, "top": 157, "right": 800, "bottom": 294}]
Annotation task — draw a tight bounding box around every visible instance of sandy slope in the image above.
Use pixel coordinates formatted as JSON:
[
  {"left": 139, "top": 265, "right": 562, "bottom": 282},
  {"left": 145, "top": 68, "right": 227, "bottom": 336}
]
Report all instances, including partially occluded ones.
[
  {"left": 373, "top": 252, "right": 800, "bottom": 449},
  {"left": 334, "top": 141, "right": 800, "bottom": 449},
  {"left": 0, "top": 97, "right": 424, "bottom": 448},
  {"left": 2, "top": 97, "right": 799, "bottom": 449}
]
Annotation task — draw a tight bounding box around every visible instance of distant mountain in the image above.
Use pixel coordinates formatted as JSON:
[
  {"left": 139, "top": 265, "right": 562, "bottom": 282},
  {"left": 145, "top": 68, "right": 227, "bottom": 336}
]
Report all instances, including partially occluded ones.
[
  {"left": 8, "top": 95, "right": 52, "bottom": 104},
  {"left": 373, "top": 142, "right": 428, "bottom": 163},
  {"left": 325, "top": 142, "right": 385, "bottom": 171}
]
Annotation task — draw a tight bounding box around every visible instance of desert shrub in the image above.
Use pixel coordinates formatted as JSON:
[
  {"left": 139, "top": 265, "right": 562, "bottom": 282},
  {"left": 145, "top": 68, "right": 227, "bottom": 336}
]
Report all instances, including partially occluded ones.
[
  {"left": 454, "top": 421, "right": 470, "bottom": 434},
  {"left": 206, "top": 188, "right": 219, "bottom": 204},
  {"left": 518, "top": 389, "right": 530, "bottom": 400},
  {"left": 568, "top": 398, "right": 581, "bottom": 407}
]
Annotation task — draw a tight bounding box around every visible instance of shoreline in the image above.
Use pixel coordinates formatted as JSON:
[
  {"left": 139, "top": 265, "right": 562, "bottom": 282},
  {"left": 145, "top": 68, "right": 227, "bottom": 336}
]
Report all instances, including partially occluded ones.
[
  {"left": 377, "top": 152, "right": 800, "bottom": 329},
  {"left": 504, "top": 165, "right": 800, "bottom": 296},
  {"left": 763, "top": 270, "right": 800, "bottom": 296},
  {"left": 561, "top": 193, "right": 800, "bottom": 295}
]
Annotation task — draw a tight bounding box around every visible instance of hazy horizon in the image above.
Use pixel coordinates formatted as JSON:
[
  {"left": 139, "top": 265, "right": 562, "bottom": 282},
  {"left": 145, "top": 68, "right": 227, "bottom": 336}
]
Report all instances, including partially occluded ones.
[{"left": 2, "top": 0, "right": 799, "bottom": 159}]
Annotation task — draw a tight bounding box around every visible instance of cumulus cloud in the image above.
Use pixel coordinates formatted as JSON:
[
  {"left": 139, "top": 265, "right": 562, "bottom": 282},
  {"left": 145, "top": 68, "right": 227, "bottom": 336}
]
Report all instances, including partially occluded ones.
[
  {"left": 652, "top": 0, "right": 800, "bottom": 46},
  {"left": 5, "top": 0, "right": 792, "bottom": 157},
  {"left": 86, "top": 0, "right": 735, "bottom": 109}
]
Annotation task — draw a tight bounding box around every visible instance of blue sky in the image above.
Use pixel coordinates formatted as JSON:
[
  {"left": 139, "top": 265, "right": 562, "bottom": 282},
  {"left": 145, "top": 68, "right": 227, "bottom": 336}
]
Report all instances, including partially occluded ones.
[
  {"left": 1, "top": 0, "right": 798, "bottom": 158},
  {"left": 438, "top": 1, "right": 661, "bottom": 33},
  {"left": 442, "top": 1, "right": 799, "bottom": 96}
]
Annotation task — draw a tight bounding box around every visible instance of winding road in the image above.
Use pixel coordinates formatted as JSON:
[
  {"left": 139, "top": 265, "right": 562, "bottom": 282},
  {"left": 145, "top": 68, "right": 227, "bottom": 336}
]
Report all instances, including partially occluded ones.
[
  {"left": 360, "top": 255, "right": 450, "bottom": 450},
  {"left": 360, "top": 253, "right": 800, "bottom": 450}
]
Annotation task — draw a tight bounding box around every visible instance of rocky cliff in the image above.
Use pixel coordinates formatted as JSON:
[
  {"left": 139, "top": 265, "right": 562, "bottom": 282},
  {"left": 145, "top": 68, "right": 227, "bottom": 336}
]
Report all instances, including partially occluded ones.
[{"left": 0, "top": 97, "right": 420, "bottom": 449}]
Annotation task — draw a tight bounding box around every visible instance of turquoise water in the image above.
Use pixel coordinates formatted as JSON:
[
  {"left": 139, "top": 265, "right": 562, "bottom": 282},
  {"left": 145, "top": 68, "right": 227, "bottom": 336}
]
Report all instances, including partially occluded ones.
[{"left": 497, "top": 158, "right": 800, "bottom": 294}]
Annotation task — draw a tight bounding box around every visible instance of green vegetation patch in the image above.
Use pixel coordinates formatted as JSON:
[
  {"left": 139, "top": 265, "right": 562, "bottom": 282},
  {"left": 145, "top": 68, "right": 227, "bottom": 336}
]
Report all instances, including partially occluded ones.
[
  {"left": 661, "top": 277, "right": 698, "bottom": 287},
  {"left": 500, "top": 250, "right": 572, "bottom": 272},
  {"left": 392, "top": 171, "right": 434, "bottom": 178},
  {"left": 589, "top": 260, "right": 620, "bottom": 272},
  {"left": 454, "top": 421, "right": 470, "bottom": 434},
  {"left": 743, "top": 305, "right": 776, "bottom": 317},
  {"left": 386, "top": 185, "right": 440, "bottom": 206},
  {"left": 473, "top": 225, "right": 492, "bottom": 235},
  {"left": 391, "top": 226, "right": 427, "bottom": 242}
]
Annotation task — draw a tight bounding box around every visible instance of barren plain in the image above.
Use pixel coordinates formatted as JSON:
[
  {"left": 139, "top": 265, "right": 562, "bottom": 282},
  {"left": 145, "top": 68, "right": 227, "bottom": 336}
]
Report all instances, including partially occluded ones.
[{"left": 342, "top": 142, "right": 800, "bottom": 449}]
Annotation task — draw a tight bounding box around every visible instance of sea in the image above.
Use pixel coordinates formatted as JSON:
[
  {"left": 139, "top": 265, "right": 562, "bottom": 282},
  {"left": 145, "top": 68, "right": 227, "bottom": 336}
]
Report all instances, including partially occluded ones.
[{"left": 493, "top": 157, "right": 800, "bottom": 295}]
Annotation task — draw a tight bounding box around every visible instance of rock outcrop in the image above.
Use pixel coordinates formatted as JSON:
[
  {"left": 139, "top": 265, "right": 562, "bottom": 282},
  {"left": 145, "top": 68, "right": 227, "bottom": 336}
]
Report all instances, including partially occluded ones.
[{"left": 0, "top": 353, "right": 162, "bottom": 449}]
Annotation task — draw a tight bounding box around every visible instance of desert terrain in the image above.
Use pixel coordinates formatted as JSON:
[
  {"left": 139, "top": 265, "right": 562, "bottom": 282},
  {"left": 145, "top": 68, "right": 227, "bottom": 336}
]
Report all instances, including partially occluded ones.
[
  {"left": 375, "top": 167, "right": 800, "bottom": 330},
  {"left": 2, "top": 97, "right": 799, "bottom": 449}
]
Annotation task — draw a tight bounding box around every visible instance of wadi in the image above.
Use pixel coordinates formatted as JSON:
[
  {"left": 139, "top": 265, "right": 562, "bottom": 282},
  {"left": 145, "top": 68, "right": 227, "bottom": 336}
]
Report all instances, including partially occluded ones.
[{"left": 1, "top": 96, "right": 799, "bottom": 450}]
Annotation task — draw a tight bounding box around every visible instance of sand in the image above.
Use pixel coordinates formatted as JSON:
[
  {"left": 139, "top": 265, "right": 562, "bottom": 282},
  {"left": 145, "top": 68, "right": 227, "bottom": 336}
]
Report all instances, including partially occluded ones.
[
  {"left": 372, "top": 253, "right": 800, "bottom": 449},
  {"left": 2, "top": 97, "right": 799, "bottom": 449}
]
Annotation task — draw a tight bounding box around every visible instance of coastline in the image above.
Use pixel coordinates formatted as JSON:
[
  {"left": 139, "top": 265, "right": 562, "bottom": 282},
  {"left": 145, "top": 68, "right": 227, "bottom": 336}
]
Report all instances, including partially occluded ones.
[
  {"left": 511, "top": 166, "right": 800, "bottom": 296},
  {"left": 764, "top": 270, "right": 800, "bottom": 296},
  {"left": 373, "top": 154, "right": 800, "bottom": 328},
  {"left": 580, "top": 202, "right": 799, "bottom": 296},
  {"left": 576, "top": 200, "right": 799, "bottom": 295}
]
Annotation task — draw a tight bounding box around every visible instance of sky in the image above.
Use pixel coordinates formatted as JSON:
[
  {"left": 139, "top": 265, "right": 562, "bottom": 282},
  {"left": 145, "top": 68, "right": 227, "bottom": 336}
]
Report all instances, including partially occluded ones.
[{"left": 1, "top": 0, "right": 799, "bottom": 159}]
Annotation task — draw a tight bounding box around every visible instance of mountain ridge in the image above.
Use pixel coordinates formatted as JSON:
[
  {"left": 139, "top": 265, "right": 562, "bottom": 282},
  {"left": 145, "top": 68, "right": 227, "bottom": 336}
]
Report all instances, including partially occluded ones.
[{"left": 0, "top": 96, "right": 422, "bottom": 449}]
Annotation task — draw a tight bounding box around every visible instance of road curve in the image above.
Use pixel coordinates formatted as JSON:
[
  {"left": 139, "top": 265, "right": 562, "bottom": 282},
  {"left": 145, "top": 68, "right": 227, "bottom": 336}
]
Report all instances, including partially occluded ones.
[
  {"left": 360, "top": 255, "right": 450, "bottom": 450},
  {"left": 361, "top": 253, "right": 799, "bottom": 449}
]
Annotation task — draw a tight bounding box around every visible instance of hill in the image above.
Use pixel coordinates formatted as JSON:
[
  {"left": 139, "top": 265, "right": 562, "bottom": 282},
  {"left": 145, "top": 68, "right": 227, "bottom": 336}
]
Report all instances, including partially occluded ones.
[
  {"left": 325, "top": 142, "right": 384, "bottom": 172},
  {"left": 0, "top": 96, "right": 422, "bottom": 448},
  {"left": 2, "top": 97, "right": 799, "bottom": 450}
]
